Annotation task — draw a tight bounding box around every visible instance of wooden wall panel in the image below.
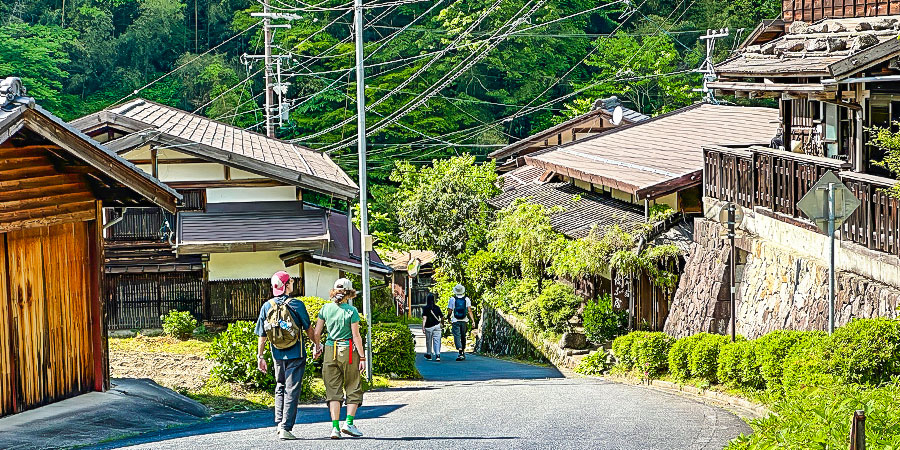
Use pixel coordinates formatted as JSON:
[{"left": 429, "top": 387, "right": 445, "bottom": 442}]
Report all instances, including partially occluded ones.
[
  {"left": 0, "top": 235, "right": 15, "bottom": 416},
  {"left": 783, "top": 0, "right": 900, "bottom": 23}
]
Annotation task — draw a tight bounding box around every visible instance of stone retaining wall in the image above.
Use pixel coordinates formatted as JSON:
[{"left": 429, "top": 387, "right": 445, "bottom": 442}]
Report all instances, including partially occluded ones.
[{"left": 476, "top": 305, "right": 583, "bottom": 370}]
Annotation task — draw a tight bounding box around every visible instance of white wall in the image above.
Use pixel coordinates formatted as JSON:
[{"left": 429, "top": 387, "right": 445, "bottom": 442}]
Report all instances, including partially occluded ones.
[
  {"left": 208, "top": 251, "right": 300, "bottom": 281},
  {"left": 304, "top": 262, "right": 340, "bottom": 300},
  {"left": 206, "top": 186, "right": 297, "bottom": 203},
  {"left": 231, "top": 168, "right": 261, "bottom": 180}
]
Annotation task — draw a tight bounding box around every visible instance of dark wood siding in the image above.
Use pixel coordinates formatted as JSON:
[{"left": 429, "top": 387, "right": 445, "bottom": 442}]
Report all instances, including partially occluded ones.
[{"left": 783, "top": 0, "right": 900, "bottom": 24}]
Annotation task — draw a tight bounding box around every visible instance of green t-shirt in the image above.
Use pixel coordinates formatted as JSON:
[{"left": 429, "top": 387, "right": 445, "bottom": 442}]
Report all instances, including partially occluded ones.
[{"left": 318, "top": 302, "right": 360, "bottom": 347}]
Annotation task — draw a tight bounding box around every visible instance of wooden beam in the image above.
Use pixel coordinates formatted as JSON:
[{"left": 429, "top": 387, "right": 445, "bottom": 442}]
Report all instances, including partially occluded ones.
[
  {"left": 0, "top": 208, "right": 96, "bottom": 233},
  {"left": 177, "top": 239, "right": 328, "bottom": 255},
  {"left": 0, "top": 165, "right": 58, "bottom": 182},
  {"left": 0, "top": 182, "right": 89, "bottom": 203},
  {"left": 129, "top": 158, "right": 208, "bottom": 165},
  {"left": 0, "top": 156, "right": 52, "bottom": 171},
  {"left": 0, "top": 191, "right": 95, "bottom": 214},
  {"left": 166, "top": 179, "right": 286, "bottom": 189},
  {"left": 830, "top": 37, "right": 900, "bottom": 79},
  {"left": 88, "top": 200, "right": 107, "bottom": 391},
  {"left": 0, "top": 174, "right": 84, "bottom": 191},
  {"left": 0, "top": 200, "right": 96, "bottom": 223}
]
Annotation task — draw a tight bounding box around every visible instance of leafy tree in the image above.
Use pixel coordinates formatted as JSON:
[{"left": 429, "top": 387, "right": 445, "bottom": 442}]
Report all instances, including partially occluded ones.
[
  {"left": 391, "top": 155, "right": 499, "bottom": 280},
  {"left": 488, "top": 198, "right": 566, "bottom": 281},
  {"left": 868, "top": 125, "right": 900, "bottom": 198},
  {"left": 0, "top": 22, "right": 75, "bottom": 110}
]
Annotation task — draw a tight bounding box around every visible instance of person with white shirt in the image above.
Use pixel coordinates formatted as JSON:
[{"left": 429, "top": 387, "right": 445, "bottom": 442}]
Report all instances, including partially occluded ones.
[{"left": 446, "top": 284, "right": 475, "bottom": 361}]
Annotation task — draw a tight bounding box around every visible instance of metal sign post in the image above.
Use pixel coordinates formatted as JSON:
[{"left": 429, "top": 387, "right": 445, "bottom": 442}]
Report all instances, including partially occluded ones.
[
  {"left": 718, "top": 203, "right": 743, "bottom": 341},
  {"left": 796, "top": 171, "right": 860, "bottom": 334}
]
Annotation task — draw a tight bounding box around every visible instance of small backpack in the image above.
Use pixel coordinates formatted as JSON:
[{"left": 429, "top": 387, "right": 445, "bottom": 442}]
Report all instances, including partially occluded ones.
[
  {"left": 264, "top": 298, "right": 301, "bottom": 350},
  {"left": 452, "top": 297, "right": 468, "bottom": 320}
]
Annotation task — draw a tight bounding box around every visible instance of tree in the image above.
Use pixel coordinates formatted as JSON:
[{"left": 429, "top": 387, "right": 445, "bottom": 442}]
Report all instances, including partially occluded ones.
[
  {"left": 0, "top": 22, "right": 75, "bottom": 110},
  {"left": 391, "top": 155, "right": 499, "bottom": 280},
  {"left": 488, "top": 198, "right": 566, "bottom": 281},
  {"left": 868, "top": 125, "right": 900, "bottom": 198}
]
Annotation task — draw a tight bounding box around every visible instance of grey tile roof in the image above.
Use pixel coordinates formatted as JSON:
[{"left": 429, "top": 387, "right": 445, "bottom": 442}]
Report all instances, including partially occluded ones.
[
  {"left": 488, "top": 182, "right": 647, "bottom": 239},
  {"left": 178, "top": 202, "right": 328, "bottom": 247},
  {"left": 500, "top": 165, "right": 546, "bottom": 191},
  {"left": 103, "top": 99, "right": 357, "bottom": 195}
]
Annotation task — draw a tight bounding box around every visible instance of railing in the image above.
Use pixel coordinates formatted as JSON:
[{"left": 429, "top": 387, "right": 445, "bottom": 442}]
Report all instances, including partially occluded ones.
[
  {"left": 704, "top": 145, "right": 900, "bottom": 257},
  {"left": 104, "top": 207, "right": 176, "bottom": 242},
  {"left": 105, "top": 271, "right": 204, "bottom": 329}
]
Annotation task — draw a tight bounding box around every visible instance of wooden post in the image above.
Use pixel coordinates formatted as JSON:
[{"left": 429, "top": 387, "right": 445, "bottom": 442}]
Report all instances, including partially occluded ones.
[
  {"left": 202, "top": 261, "right": 210, "bottom": 322},
  {"left": 850, "top": 410, "right": 866, "bottom": 450},
  {"left": 89, "top": 201, "right": 107, "bottom": 392}
]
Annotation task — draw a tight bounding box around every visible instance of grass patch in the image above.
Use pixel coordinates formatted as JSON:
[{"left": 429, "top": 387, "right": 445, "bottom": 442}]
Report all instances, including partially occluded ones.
[{"left": 109, "top": 334, "right": 215, "bottom": 356}]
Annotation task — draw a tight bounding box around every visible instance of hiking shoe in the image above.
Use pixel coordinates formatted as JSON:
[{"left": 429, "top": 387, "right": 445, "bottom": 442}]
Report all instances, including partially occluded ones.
[
  {"left": 331, "top": 427, "right": 342, "bottom": 439},
  {"left": 424, "top": 353, "right": 431, "bottom": 360},
  {"left": 279, "top": 429, "right": 298, "bottom": 440},
  {"left": 435, "top": 355, "right": 441, "bottom": 361},
  {"left": 341, "top": 423, "right": 364, "bottom": 437},
  {"left": 456, "top": 353, "right": 465, "bottom": 361}
]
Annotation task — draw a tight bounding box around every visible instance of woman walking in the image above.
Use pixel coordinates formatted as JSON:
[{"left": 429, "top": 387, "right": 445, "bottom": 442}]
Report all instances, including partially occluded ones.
[
  {"left": 314, "top": 278, "right": 366, "bottom": 439},
  {"left": 421, "top": 293, "right": 443, "bottom": 361}
]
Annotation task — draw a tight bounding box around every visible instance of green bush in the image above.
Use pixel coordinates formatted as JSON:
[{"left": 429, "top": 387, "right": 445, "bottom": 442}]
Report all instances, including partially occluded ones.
[
  {"left": 526, "top": 282, "right": 579, "bottom": 333},
  {"left": 828, "top": 318, "right": 900, "bottom": 385},
  {"left": 755, "top": 330, "right": 818, "bottom": 392},
  {"left": 299, "top": 296, "right": 328, "bottom": 323},
  {"left": 208, "top": 321, "right": 275, "bottom": 389},
  {"left": 739, "top": 340, "right": 765, "bottom": 390},
  {"left": 781, "top": 334, "right": 836, "bottom": 392},
  {"left": 486, "top": 277, "right": 539, "bottom": 316},
  {"left": 717, "top": 340, "right": 749, "bottom": 387},
  {"left": 668, "top": 334, "right": 703, "bottom": 380},
  {"left": 688, "top": 333, "right": 730, "bottom": 384},
  {"left": 161, "top": 310, "right": 198, "bottom": 340},
  {"left": 582, "top": 294, "right": 628, "bottom": 343},
  {"left": 612, "top": 332, "right": 640, "bottom": 369},
  {"left": 726, "top": 381, "right": 900, "bottom": 449},
  {"left": 574, "top": 349, "right": 612, "bottom": 376},
  {"left": 631, "top": 332, "right": 674, "bottom": 377},
  {"left": 371, "top": 323, "right": 419, "bottom": 379}
]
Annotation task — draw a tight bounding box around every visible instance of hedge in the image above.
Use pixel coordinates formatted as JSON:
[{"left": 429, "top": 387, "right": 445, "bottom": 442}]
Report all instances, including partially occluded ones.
[
  {"left": 668, "top": 333, "right": 703, "bottom": 380},
  {"left": 371, "top": 323, "right": 419, "bottom": 379}
]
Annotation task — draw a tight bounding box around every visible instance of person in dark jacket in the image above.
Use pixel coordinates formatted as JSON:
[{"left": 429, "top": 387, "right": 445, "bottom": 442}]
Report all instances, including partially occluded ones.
[{"left": 421, "top": 293, "right": 444, "bottom": 361}]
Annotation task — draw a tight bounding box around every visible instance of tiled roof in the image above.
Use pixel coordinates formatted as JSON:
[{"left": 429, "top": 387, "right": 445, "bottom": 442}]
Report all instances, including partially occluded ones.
[
  {"left": 382, "top": 250, "right": 437, "bottom": 271},
  {"left": 525, "top": 103, "right": 780, "bottom": 198},
  {"left": 488, "top": 182, "right": 647, "bottom": 239},
  {"left": 500, "top": 165, "right": 546, "bottom": 191}
]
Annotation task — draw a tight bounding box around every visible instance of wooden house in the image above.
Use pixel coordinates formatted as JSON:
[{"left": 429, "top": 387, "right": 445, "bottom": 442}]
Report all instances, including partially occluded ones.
[
  {"left": 490, "top": 97, "right": 648, "bottom": 173},
  {"left": 0, "top": 78, "right": 180, "bottom": 416},
  {"left": 72, "top": 99, "right": 389, "bottom": 329},
  {"left": 382, "top": 250, "right": 437, "bottom": 317},
  {"left": 665, "top": 7, "right": 900, "bottom": 338},
  {"left": 490, "top": 103, "right": 780, "bottom": 330}
]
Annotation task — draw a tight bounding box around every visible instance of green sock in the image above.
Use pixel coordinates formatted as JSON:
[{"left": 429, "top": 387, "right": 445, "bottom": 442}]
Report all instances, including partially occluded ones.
[
  {"left": 332, "top": 420, "right": 339, "bottom": 429},
  {"left": 347, "top": 415, "right": 354, "bottom": 426}
]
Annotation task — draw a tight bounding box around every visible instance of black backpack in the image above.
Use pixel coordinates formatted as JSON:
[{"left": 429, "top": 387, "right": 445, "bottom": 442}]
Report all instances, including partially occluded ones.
[{"left": 452, "top": 297, "right": 468, "bottom": 320}]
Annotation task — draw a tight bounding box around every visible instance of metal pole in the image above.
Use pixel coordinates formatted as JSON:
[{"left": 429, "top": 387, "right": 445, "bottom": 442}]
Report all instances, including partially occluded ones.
[
  {"left": 354, "top": 0, "right": 373, "bottom": 384},
  {"left": 263, "top": 1, "right": 275, "bottom": 138},
  {"left": 850, "top": 410, "right": 866, "bottom": 450},
  {"left": 828, "top": 182, "right": 836, "bottom": 334},
  {"left": 728, "top": 203, "right": 736, "bottom": 341}
]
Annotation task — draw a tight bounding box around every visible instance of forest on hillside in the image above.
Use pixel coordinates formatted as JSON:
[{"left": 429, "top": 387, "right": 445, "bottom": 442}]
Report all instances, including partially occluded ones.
[{"left": 1, "top": 0, "right": 780, "bottom": 180}]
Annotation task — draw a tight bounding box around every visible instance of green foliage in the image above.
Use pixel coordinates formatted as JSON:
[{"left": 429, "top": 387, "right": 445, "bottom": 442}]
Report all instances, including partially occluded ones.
[
  {"left": 781, "top": 334, "right": 837, "bottom": 392},
  {"left": 208, "top": 321, "right": 275, "bottom": 390},
  {"left": 756, "top": 330, "right": 821, "bottom": 393},
  {"left": 687, "top": 333, "right": 730, "bottom": 384},
  {"left": 726, "top": 381, "right": 900, "bottom": 450},
  {"left": 612, "top": 332, "right": 640, "bottom": 369},
  {"left": 551, "top": 225, "right": 634, "bottom": 279},
  {"left": 867, "top": 125, "right": 900, "bottom": 198},
  {"left": 299, "top": 296, "right": 328, "bottom": 325},
  {"left": 630, "top": 332, "right": 674, "bottom": 377},
  {"left": 582, "top": 294, "right": 627, "bottom": 343},
  {"left": 574, "top": 349, "right": 613, "bottom": 376},
  {"left": 0, "top": 22, "right": 76, "bottom": 110},
  {"left": 668, "top": 333, "right": 703, "bottom": 380},
  {"left": 525, "top": 282, "right": 580, "bottom": 333},
  {"left": 828, "top": 318, "right": 900, "bottom": 385},
  {"left": 465, "top": 249, "right": 513, "bottom": 301},
  {"left": 648, "top": 204, "right": 676, "bottom": 222},
  {"left": 485, "top": 277, "right": 539, "bottom": 317},
  {"left": 489, "top": 199, "right": 565, "bottom": 280},
  {"left": 371, "top": 323, "right": 419, "bottom": 379},
  {"left": 160, "top": 310, "right": 198, "bottom": 340},
  {"left": 717, "top": 339, "right": 763, "bottom": 389}
]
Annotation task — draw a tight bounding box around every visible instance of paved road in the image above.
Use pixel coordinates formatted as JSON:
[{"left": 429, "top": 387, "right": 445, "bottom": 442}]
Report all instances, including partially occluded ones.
[{"left": 94, "top": 327, "right": 750, "bottom": 449}]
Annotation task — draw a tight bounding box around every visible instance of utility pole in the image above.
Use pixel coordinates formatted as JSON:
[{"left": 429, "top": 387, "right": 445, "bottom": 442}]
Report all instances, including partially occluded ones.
[
  {"left": 263, "top": 0, "right": 275, "bottom": 138},
  {"left": 248, "top": 11, "right": 297, "bottom": 137},
  {"left": 695, "top": 28, "right": 729, "bottom": 104},
  {"left": 354, "top": 0, "right": 374, "bottom": 384},
  {"left": 827, "top": 182, "right": 836, "bottom": 334}
]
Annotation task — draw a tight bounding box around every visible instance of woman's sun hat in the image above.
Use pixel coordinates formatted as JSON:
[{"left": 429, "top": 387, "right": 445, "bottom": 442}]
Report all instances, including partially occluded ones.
[
  {"left": 334, "top": 278, "right": 353, "bottom": 290},
  {"left": 452, "top": 284, "right": 465, "bottom": 297}
]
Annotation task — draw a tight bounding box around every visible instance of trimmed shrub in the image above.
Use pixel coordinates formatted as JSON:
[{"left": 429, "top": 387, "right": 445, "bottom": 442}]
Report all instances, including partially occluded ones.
[
  {"left": 739, "top": 340, "right": 765, "bottom": 390},
  {"left": 208, "top": 320, "right": 275, "bottom": 389},
  {"left": 781, "top": 334, "right": 836, "bottom": 392},
  {"left": 756, "top": 330, "right": 817, "bottom": 392},
  {"left": 505, "top": 277, "right": 539, "bottom": 315},
  {"left": 526, "top": 282, "right": 579, "bottom": 333},
  {"left": 631, "top": 332, "right": 675, "bottom": 377},
  {"left": 717, "top": 340, "right": 749, "bottom": 387},
  {"left": 688, "top": 333, "right": 730, "bottom": 383},
  {"left": 612, "top": 332, "right": 640, "bottom": 369},
  {"left": 582, "top": 294, "right": 628, "bottom": 343},
  {"left": 828, "top": 318, "right": 900, "bottom": 385},
  {"left": 371, "top": 323, "right": 419, "bottom": 379},
  {"left": 299, "top": 296, "right": 328, "bottom": 323},
  {"left": 668, "top": 333, "right": 704, "bottom": 380},
  {"left": 574, "top": 349, "right": 613, "bottom": 376},
  {"left": 161, "top": 310, "right": 197, "bottom": 340}
]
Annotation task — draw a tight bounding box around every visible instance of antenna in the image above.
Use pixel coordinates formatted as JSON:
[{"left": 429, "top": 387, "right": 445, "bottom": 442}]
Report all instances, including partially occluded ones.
[{"left": 695, "top": 28, "right": 729, "bottom": 104}]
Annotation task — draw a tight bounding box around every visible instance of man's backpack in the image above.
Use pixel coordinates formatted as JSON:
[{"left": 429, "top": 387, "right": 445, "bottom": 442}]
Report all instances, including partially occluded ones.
[
  {"left": 452, "top": 297, "right": 468, "bottom": 320},
  {"left": 264, "top": 298, "right": 301, "bottom": 350}
]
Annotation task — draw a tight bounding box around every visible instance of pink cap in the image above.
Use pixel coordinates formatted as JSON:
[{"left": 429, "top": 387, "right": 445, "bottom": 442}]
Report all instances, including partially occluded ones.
[{"left": 271, "top": 271, "right": 291, "bottom": 296}]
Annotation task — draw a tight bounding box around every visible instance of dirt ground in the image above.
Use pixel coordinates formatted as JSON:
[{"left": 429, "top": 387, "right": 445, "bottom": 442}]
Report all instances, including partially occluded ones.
[{"left": 110, "top": 347, "right": 215, "bottom": 392}]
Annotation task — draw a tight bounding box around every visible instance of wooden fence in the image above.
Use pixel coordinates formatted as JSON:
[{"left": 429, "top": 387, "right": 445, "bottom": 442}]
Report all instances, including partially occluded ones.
[
  {"left": 105, "top": 272, "right": 204, "bottom": 329},
  {"left": 704, "top": 145, "right": 900, "bottom": 257},
  {"left": 208, "top": 278, "right": 301, "bottom": 323},
  {"left": 104, "top": 207, "right": 175, "bottom": 242}
]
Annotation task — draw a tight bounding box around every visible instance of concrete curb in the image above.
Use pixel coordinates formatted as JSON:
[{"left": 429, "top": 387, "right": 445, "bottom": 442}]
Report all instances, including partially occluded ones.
[{"left": 601, "top": 375, "right": 771, "bottom": 420}]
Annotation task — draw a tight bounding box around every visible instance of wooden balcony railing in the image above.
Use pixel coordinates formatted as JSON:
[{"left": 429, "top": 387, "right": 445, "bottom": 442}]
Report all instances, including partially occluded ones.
[
  {"left": 104, "top": 207, "right": 176, "bottom": 243},
  {"left": 704, "top": 145, "right": 900, "bottom": 257}
]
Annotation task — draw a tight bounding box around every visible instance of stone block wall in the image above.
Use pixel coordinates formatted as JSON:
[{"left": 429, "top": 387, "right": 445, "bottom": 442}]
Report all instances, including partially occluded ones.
[{"left": 476, "top": 306, "right": 584, "bottom": 369}]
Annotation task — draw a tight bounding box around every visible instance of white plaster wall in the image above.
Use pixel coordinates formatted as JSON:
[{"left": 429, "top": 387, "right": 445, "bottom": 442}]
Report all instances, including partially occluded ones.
[
  {"left": 304, "top": 262, "right": 340, "bottom": 300},
  {"left": 653, "top": 192, "right": 678, "bottom": 211},
  {"left": 574, "top": 179, "right": 591, "bottom": 192},
  {"left": 206, "top": 186, "right": 297, "bottom": 203},
  {"left": 231, "top": 168, "right": 261, "bottom": 180},
  {"left": 208, "top": 251, "right": 300, "bottom": 281},
  {"left": 611, "top": 188, "right": 634, "bottom": 203},
  {"left": 125, "top": 146, "right": 153, "bottom": 160},
  {"left": 703, "top": 197, "right": 900, "bottom": 289},
  {"left": 157, "top": 163, "right": 223, "bottom": 182}
]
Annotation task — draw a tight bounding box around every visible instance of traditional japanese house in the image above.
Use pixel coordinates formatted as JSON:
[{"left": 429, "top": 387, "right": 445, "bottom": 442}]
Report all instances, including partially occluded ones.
[
  {"left": 666, "top": 8, "right": 900, "bottom": 339},
  {"left": 383, "top": 250, "right": 437, "bottom": 317},
  {"left": 489, "top": 97, "right": 648, "bottom": 173},
  {"left": 0, "top": 78, "right": 180, "bottom": 416},
  {"left": 490, "top": 103, "right": 780, "bottom": 330},
  {"left": 72, "top": 99, "right": 388, "bottom": 329}
]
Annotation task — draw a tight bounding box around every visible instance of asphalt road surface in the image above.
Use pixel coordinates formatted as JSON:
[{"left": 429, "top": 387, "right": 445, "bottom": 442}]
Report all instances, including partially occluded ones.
[{"left": 95, "top": 327, "right": 751, "bottom": 449}]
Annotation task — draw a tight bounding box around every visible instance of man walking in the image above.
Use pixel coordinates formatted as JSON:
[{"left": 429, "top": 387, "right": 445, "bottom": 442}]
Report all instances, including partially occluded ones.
[
  {"left": 446, "top": 284, "right": 475, "bottom": 361},
  {"left": 256, "top": 271, "right": 321, "bottom": 440}
]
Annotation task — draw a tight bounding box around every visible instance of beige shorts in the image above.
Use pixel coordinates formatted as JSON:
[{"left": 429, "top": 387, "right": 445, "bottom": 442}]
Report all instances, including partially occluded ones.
[{"left": 323, "top": 345, "right": 363, "bottom": 405}]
